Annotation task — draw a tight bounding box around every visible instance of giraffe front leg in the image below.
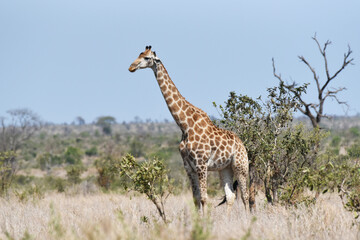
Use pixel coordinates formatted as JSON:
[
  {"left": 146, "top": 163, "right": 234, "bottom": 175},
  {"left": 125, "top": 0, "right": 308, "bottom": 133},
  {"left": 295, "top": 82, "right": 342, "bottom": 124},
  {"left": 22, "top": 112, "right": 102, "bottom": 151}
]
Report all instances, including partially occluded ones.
[
  {"left": 196, "top": 165, "right": 208, "bottom": 216},
  {"left": 182, "top": 157, "right": 201, "bottom": 209}
]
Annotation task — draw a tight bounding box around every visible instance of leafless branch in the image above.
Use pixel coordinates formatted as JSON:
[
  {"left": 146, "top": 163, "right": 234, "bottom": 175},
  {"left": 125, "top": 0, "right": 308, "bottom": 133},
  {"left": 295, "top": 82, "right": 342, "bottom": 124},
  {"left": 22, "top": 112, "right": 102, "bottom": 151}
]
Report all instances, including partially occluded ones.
[
  {"left": 273, "top": 35, "right": 353, "bottom": 128},
  {"left": 298, "top": 55, "right": 321, "bottom": 94}
]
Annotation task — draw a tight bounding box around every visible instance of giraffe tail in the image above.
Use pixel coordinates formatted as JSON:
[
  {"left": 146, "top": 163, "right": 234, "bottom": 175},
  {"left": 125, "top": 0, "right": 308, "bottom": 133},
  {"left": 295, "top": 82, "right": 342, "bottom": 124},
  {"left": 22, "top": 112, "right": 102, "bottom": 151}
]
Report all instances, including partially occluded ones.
[{"left": 216, "top": 180, "right": 239, "bottom": 207}]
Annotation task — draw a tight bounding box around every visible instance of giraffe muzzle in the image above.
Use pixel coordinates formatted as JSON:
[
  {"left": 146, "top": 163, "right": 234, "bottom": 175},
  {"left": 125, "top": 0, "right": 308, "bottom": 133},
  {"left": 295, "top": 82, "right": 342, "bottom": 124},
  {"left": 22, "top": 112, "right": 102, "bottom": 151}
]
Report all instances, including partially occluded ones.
[{"left": 128, "top": 64, "right": 138, "bottom": 72}]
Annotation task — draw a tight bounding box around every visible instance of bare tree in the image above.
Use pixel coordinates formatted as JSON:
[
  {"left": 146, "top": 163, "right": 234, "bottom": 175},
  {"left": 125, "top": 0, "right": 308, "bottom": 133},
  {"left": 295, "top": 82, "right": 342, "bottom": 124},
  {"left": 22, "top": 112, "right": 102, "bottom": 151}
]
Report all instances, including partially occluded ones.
[
  {"left": 0, "top": 108, "right": 42, "bottom": 151},
  {"left": 0, "top": 108, "right": 42, "bottom": 193},
  {"left": 272, "top": 34, "right": 354, "bottom": 128}
]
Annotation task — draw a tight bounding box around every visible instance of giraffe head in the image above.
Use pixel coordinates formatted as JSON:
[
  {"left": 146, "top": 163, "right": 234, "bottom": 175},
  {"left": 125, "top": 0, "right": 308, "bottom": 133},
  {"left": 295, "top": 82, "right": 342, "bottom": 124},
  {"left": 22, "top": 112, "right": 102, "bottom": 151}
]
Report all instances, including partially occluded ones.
[{"left": 128, "top": 46, "right": 159, "bottom": 72}]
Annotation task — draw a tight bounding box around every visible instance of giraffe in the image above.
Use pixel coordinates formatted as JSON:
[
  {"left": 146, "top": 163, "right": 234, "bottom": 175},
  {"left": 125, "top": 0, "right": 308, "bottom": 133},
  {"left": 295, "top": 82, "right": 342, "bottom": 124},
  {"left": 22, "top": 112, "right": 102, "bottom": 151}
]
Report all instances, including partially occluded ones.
[{"left": 128, "top": 46, "right": 249, "bottom": 214}]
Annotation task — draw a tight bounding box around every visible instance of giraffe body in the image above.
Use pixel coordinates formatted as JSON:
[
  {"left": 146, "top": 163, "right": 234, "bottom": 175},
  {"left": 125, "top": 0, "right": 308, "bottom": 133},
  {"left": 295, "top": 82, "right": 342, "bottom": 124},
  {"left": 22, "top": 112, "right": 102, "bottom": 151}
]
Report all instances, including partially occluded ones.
[{"left": 129, "top": 46, "right": 249, "bottom": 214}]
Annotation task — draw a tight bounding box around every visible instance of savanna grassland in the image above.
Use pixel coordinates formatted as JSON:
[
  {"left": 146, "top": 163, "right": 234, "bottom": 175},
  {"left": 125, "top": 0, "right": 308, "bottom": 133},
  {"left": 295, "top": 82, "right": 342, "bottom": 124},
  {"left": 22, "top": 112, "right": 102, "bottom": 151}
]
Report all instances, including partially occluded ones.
[
  {"left": 1, "top": 115, "right": 360, "bottom": 239},
  {"left": 0, "top": 192, "right": 358, "bottom": 239}
]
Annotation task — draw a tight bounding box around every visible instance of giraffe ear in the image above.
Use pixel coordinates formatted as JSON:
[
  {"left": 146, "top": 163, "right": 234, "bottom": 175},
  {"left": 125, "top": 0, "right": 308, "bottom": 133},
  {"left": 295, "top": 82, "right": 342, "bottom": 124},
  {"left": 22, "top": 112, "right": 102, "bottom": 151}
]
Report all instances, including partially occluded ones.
[
  {"left": 145, "top": 46, "right": 148, "bottom": 50},
  {"left": 153, "top": 51, "right": 156, "bottom": 57},
  {"left": 148, "top": 45, "right": 152, "bottom": 50}
]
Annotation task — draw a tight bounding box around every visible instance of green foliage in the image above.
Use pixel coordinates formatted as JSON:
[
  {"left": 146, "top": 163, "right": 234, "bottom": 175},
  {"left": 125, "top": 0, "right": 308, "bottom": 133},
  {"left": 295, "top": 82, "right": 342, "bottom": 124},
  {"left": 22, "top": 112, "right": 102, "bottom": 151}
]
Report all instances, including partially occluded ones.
[
  {"left": 348, "top": 143, "right": 360, "bottom": 159},
  {"left": 13, "top": 175, "right": 67, "bottom": 193},
  {"left": 0, "top": 151, "right": 17, "bottom": 194},
  {"left": 85, "top": 146, "right": 98, "bottom": 156},
  {"left": 280, "top": 147, "right": 360, "bottom": 215},
  {"left": 349, "top": 127, "right": 360, "bottom": 137},
  {"left": 95, "top": 155, "right": 121, "bottom": 190},
  {"left": 129, "top": 139, "right": 145, "bottom": 157},
  {"left": 64, "top": 146, "right": 83, "bottom": 165},
  {"left": 96, "top": 116, "right": 116, "bottom": 135},
  {"left": 66, "top": 165, "right": 85, "bottom": 184},
  {"left": 14, "top": 184, "right": 44, "bottom": 202},
  {"left": 147, "top": 148, "right": 173, "bottom": 162},
  {"left": 37, "top": 152, "right": 63, "bottom": 170},
  {"left": 119, "top": 154, "right": 173, "bottom": 223},
  {"left": 331, "top": 135, "right": 341, "bottom": 148},
  {"left": 214, "top": 81, "right": 322, "bottom": 204}
]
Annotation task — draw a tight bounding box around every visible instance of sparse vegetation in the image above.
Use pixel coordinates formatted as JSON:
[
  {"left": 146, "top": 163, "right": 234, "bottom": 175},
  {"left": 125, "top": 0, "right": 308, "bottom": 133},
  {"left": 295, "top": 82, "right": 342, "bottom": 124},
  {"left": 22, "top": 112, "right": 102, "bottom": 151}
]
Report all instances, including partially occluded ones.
[{"left": 0, "top": 98, "right": 359, "bottom": 239}]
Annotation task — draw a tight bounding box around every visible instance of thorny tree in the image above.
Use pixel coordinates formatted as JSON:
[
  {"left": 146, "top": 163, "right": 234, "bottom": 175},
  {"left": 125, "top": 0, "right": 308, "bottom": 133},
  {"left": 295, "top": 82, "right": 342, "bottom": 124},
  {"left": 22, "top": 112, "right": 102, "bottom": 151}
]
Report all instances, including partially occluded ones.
[{"left": 272, "top": 34, "right": 354, "bottom": 128}]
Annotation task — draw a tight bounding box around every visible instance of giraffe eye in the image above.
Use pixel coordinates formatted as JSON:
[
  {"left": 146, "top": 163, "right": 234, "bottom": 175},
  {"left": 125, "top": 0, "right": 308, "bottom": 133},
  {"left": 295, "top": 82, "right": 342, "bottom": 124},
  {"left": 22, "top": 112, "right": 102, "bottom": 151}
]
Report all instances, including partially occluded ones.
[{"left": 144, "top": 57, "right": 150, "bottom": 61}]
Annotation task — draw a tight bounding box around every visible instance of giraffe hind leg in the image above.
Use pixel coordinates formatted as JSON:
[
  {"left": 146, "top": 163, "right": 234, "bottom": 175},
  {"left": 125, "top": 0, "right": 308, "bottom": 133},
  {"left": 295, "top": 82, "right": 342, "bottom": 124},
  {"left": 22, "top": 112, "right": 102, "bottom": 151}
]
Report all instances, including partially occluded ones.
[
  {"left": 218, "top": 166, "right": 236, "bottom": 214},
  {"left": 232, "top": 154, "right": 249, "bottom": 211}
]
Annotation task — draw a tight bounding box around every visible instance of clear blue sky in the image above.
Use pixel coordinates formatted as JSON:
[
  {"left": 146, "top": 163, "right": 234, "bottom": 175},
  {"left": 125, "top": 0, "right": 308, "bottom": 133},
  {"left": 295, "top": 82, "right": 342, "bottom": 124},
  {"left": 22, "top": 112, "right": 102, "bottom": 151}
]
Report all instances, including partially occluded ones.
[{"left": 1, "top": 0, "right": 359, "bottom": 124}]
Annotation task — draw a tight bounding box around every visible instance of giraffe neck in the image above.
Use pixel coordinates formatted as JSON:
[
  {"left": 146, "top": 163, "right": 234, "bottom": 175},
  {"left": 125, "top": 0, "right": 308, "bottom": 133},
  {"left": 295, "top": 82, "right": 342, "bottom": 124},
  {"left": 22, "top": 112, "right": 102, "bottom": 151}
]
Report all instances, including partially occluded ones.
[{"left": 152, "top": 61, "right": 189, "bottom": 131}]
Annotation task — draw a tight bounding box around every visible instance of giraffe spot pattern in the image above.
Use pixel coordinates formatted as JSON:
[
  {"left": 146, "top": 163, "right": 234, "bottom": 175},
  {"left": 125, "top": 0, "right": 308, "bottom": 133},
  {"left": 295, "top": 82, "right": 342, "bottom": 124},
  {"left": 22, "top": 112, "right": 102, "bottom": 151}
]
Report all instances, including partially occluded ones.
[{"left": 149, "top": 60, "right": 249, "bottom": 212}]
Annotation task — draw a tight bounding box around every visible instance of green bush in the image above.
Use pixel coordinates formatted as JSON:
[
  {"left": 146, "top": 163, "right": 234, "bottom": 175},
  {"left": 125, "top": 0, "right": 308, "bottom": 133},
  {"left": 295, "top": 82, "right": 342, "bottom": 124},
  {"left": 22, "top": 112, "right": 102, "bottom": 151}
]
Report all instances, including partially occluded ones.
[
  {"left": 349, "top": 127, "right": 360, "bottom": 137},
  {"left": 85, "top": 147, "right": 98, "bottom": 157},
  {"left": 66, "top": 165, "right": 85, "bottom": 184},
  {"left": 0, "top": 151, "right": 17, "bottom": 194},
  {"left": 95, "top": 155, "right": 121, "bottom": 190},
  {"left": 331, "top": 135, "right": 341, "bottom": 148},
  {"left": 120, "top": 154, "right": 173, "bottom": 223},
  {"left": 214, "top": 81, "right": 322, "bottom": 204},
  {"left": 64, "top": 146, "right": 83, "bottom": 165},
  {"left": 37, "top": 152, "right": 63, "bottom": 170},
  {"left": 348, "top": 143, "right": 360, "bottom": 159}
]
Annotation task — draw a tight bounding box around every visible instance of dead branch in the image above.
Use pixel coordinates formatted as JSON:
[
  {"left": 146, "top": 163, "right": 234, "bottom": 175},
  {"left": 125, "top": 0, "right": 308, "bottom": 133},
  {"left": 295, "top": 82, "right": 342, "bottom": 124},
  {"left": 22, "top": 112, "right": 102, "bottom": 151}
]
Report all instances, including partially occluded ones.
[{"left": 272, "top": 35, "right": 353, "bottom": 128}]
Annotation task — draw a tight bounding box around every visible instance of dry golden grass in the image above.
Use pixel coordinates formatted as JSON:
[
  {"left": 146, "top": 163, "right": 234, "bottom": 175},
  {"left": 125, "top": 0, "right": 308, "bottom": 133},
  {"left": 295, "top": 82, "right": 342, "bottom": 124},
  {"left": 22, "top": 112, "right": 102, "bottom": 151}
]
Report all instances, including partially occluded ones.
[{"left": 0, "top": 191, "right": 358, "bottom": 240}]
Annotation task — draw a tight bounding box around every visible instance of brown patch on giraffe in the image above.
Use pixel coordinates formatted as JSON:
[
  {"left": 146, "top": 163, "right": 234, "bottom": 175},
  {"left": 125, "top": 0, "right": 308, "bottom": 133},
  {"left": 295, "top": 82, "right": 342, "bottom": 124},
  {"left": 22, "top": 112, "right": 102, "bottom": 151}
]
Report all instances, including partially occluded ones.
[
  {"left": 160, "top": 84, "right": 168, "bottom": 92},
  {"left": 186, "top": 108, "right": 193, "bottom": 117},
  {"left": 187, "top": 117, "right": 194, "bottom": 128},
  {"left": 157, "top": 72, "right": 163, "bottom": 78},
  {"left": 219, "top": 145, "right": 225, "bottom": 151},
  {"left": 177, "top": 100, "right": 184, "bottom": 109},
  {"left": 193, "top": 113, "right": 200, "bottom": 122},
  {"left": 205, "top": 128, "right": 211, "bottom": 135},
  {"left": 195, "top": 135, "right": 200, "bottom": 141},
  {"left": 171, "top": 104, "right": 180, "bottom": 113},
  {"left": 179, "top": 111, "right": 186, "bottom": 121},
  {"left": 198, "top": 143, "right": 204, "bottom": 150},
  {"left": 173, "top": 94, "right": 179, "bottom": 101},
  {"left": 157, "top": 78, "right": 164, "bottom": 85},
  {"left": 173, "top": 114, "right": 180, "bottom": 123},
  {"left": 199, "top": 119, "right": 207, "bottom": 128},
  {"left": 189, "top": 135, "right": 195, "bottom": 141},
  {"left": 180, "top": 122, "right": 188, "bottom": 130},
  {"left": 204, "top": 144, "right": 210, "bottom": 151},
  {"left": 188, "top": 128, "right": 194, "bottom": 136},
  {"left": 167, "top": 97, "right": 174, "bottom": 105},
  {"left": 194, "top": 124, "right": 203, "bottom": 134}
]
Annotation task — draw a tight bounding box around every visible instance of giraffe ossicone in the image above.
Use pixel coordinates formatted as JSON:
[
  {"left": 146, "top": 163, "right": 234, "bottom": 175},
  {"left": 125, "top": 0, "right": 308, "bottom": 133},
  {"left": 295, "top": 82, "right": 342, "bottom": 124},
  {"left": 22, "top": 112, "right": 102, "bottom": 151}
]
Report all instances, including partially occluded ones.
[{"left": 129, "top": 46, "right": 250, "bottom": 214}]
